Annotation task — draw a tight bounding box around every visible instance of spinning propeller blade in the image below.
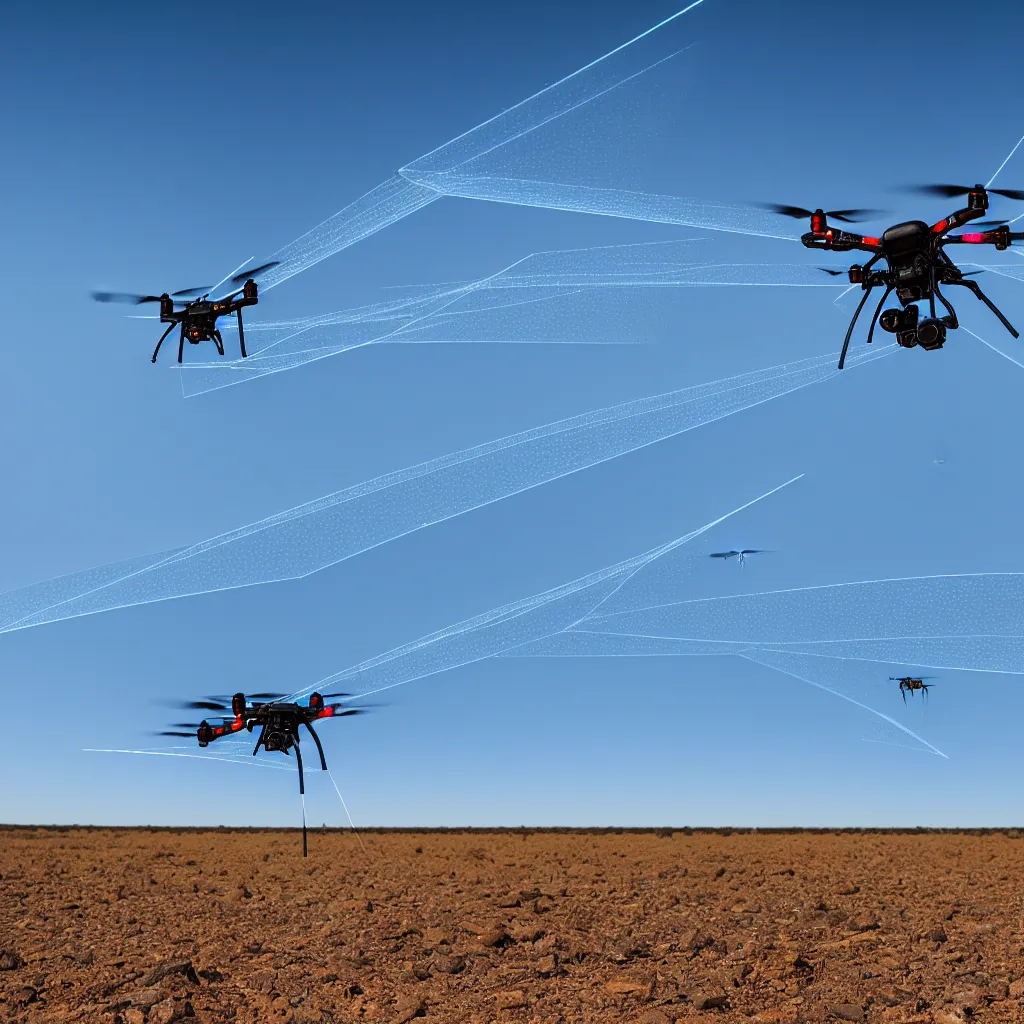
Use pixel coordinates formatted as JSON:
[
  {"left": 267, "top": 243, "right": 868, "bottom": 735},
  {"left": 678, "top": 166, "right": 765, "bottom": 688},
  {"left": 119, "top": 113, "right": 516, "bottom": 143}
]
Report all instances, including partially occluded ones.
[
  {"left": 322, "top": 692, "right": 353, "bottom": 699},
  {"left": 817, "top": 267, "right": 846, "bottom": 276},
  {"left": 229, "top": 261, "right": 281, "bottom": 285},
  {"left": 170, "top": 286, "right": 210, "bottom": 297},
  {"left": 906, "top": 184, "right": 1024, "bottom": 201},
  {"left": 184, "top": 700, "right": 231, "bottom": 712},
  {"left": 91, "top": 292, "right": 163, "bottom": 305},
  {"left": 755, "top": 203, "right": 882, "bottom": 223},
  {"left": 156, "top": 730, "right": 197, "bottom": 738},
  {"left": 248, "top": 692, "right": 288, "bottom": 700}
]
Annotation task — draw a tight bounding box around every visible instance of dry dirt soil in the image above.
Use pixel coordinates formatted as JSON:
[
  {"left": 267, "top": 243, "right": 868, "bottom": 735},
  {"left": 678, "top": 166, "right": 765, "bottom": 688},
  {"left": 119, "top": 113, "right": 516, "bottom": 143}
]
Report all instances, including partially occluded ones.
[{"left": 2, "top": 828, "right": 1024, "bottom": 1024}]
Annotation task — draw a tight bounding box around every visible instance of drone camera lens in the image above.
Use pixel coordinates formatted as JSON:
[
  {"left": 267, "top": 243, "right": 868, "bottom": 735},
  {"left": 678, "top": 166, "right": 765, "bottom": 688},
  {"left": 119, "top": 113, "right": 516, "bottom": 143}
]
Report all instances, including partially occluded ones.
[
  {"left": 917, "top": 318, "right": 947, "bottom": 350},
  {"left": 879, "top": 308, "right": 903, "bottom": 334}
]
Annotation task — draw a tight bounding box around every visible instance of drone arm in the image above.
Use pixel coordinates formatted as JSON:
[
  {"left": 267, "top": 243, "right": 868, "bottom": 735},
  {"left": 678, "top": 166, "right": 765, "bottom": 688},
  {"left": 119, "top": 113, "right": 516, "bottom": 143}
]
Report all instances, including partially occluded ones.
[
  {"left": 801, "top": 228, "right": 882, "bottom": 254},
  {"left": 302, "top": 720, "right": 328, "bottom": 771},
  {"left": 177, "top": 322, "right": 186, "bottom": 364},
  {"left": 943, "top": 225, "right": 1024, "bottom": 251},
  {"left": 930, "top": 205, "right": 986, "bottom": 236}
]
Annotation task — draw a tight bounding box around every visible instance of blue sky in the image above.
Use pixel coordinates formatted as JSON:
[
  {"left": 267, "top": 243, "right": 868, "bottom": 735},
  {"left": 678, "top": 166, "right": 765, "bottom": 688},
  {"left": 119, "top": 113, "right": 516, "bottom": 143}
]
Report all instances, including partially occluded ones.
[{"left": 3, "top": 0, "right": 1024, "bottom": 828}]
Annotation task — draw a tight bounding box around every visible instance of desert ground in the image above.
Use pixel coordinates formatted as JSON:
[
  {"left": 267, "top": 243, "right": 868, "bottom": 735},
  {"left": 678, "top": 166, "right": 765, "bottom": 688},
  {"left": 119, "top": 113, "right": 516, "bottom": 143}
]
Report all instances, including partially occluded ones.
[{"left": 2, "top": 828, "right": 1024, "bottom": 1023}]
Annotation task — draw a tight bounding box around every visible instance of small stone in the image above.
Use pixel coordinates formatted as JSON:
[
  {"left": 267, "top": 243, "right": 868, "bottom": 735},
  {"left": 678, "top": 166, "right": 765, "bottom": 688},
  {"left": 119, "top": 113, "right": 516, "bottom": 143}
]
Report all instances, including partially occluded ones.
[
  {"left": 828, "top": 1005, "right": 864, "bottom": 1022},
  {"left": 149, "top": 998, "right": 191, "bottom": 1024},
  {"left": 480, "top": 926, "right": 510, "bottom": 948},
  {"left": 837, "top": 884, "right": 861, "bottom": 896},
  {"left": 232, "top": 884, "right": 252, "bottom": 901},
  {"left": 124, "top": 1011, "right": 145, "bottom": 1024},
  {"left": 536, "top": 953, "right": 558, "bottom": 976},
  {"left": 849, "top": 913, "right": 879, "bottom": 932},
  {"left": 691, "top": 990, "right": 728, "bottom": 1010},
  {"left": 605, "top": 978, "right": 652, "bottom": 998},
  {"left": 932, "top": 1012, "right": 966, "bottom": 1024},
  {"left": 13, "top": 986, "right": 37, "bottom": 1007},
  {"left": 432, "top": 954, "right": 466, "bottom": 974},
  {"left": 681, "top": 928, "right": 713, "bottom": 952},
  {"left": 635, "top": 1011, "right": 673, "bottom": 1024},
  {"left": 126, "top": 987, "right": 168, "bottom": 1010},
  {"left": 0, "top": 951, "right": 23, "bottom": 971},
  {"left": 392, "top": 995, "right": 426, "bottom": 1022},
  {"left": 1010, "top": 977, "right": 1024, "bottom": 998},
  {"left": 140, "top": 958, "right": 200, "bottom": 987},
  {"left": 928, "top": 925, "right": 948, "bottom": 943},
  {"left": 495, "top": 990, "right": 528, "bottom": 1010},
  {"left": 949, "top": 987, "right": 983, "bottom": 1012}
]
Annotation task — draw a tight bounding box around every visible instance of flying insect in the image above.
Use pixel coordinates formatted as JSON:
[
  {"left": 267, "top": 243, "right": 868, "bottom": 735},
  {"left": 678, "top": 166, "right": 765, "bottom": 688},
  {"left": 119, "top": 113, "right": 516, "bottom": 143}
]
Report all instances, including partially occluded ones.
[
  {"left": 160, "top": 689, "right": 366, "bottom": 855},
  {"left": 890, "top": 676, "right": 936, "bottom": 703},
  {"left": 759, "top": 184, "right": 1024, "bottom": 368},
  {"left": 710, "top": 549, "right": 768, "bottom": 568},
  {"left": 92, "top": 261, "right": 280, "bottom": 364}
]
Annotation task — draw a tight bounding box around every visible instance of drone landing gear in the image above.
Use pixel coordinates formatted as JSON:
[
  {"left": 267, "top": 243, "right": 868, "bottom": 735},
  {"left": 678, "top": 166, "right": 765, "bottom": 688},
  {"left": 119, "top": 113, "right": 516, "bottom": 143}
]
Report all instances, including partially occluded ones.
[
  {"left": 212, "top": 329, "right": 225, "bottom": 358},
  {"left": 237, "top": 309, "right": 248, "bottom": 359},
  {"left": 152, "top": 322, "right": 177, "bottom": 363},
  {"left": 949, "top": 277, "right": 1019, "bottom": 338},
  {"left": 177, "top": 323, "right": 187, "bottom": 364}
]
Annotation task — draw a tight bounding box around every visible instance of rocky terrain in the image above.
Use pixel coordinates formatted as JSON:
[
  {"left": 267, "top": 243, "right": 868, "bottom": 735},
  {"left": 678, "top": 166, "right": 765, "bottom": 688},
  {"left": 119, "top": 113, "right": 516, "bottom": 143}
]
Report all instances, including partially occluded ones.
[{"left": 2, "top": 828, "right": 1024, "bottom": 1023}]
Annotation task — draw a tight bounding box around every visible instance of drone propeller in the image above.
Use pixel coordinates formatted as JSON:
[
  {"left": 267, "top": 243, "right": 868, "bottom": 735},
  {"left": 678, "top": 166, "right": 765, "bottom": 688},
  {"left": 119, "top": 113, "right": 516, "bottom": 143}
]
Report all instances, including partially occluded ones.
[
  {"left": 971, "top": 219, "right": 1011, "bottom": 229},
  {"left": 182, "top": 699, "right": 231, "bottom": 712},
  {"left": 229, "top": 261, "right": 280, "bottom": 285},
  {"left": 905, "top": 184, "right": 1024, "bottom": 201},
  {"left": 92, "top": 292, "right": 164, "bottom": 305},
  {"left": 889, "top": 676, "right": 937, "bottom": 681},
  {"left": 248, "top": 692, "right": 288, "bottom": 700},
  {"left": 817, "top": 267, "right": 846, "bottom": 277},
  {"left": 156, "top": 730, "right": 198, "bottom": 738},
  {"left": 93, "top": 285, "right": 212, "bottom": 305},
  {"left": 756, "top": 203, "right": 883, "bottom": 224},
  {"left": 322, "top": 692, "right": 353, "bottom": 699}
]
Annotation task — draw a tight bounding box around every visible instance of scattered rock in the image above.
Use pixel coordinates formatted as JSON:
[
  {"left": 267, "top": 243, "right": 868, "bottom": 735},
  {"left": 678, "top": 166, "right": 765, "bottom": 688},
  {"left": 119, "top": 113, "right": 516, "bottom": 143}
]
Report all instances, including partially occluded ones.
[
  {"left": 691, "top": 990, "right": 728, "bottom": 1010},
  {"left": 1009, "top": 977, "right": 1024, "bottom": 998},
  {"left": 536, "top": 953, "right": 559, "bottom": 976},
  {"left": 928, "top": 925, "right": 949, "bottom": 943},
  {"left": 635, "top": 1010, "right": 673, "bottom": 1024},
  {"left": 828, "top": 1005, "right": 863, "bottom": 1022},
  {"left": 479, "top": 926, "right": 511, "bottom": 948},
  {"left": 495, "top": 989, "right": 528, "bottom": 1010},
  {"left": 13, "top": 986, "right": 37, "bottom": 1007},
  {"left": 149, "top": 998, "right": 194, "bottom": 1024},
  {"left": 605, "top": 978, "right": 652, "bottom": 999},
  {"left": 432, "top": 953, "right": 466, "bottom": 974},
  {"left": 140, "top": 958, "right": 200, "bottom": 987},
  {"left": 125, "top": 987, "right": 168, "bottom": 1010},
  {"left": 848, "top": 913, "right": 879, "bottom": 932},
  {"left": 837, "top": 884, "right": 861, "bottom": 896},
  {"left": 124, "top": 1010, "right": 145, "bottom": 1024},
  {"left": 392, "top": 995, "right": 426, "bottom": 1022},
  {"left": 0, "top": 951, "right": 23, "bottom": 971}
]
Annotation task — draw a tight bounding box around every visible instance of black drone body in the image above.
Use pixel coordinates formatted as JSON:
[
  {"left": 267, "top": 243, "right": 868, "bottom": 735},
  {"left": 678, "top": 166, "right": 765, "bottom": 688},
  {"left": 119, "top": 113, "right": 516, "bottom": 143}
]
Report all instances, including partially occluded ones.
[
  {"left": 890, "top": 675, "right": 936, "bottom": 704},
  {"left": 763, "top": 185, "right": 1024, "bottom": 368},
  {"left": 161, "top": 689, "right": 363, "bottom": 855},
  {"left": 92, "top": 261, "right": 280, "bottom": 364}
]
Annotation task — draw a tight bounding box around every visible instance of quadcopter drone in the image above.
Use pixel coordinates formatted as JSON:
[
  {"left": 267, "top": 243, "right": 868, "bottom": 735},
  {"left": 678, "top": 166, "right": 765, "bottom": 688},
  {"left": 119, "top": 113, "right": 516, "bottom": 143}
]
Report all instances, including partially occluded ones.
[
  {"left": 92, "top": 261, "right": 280, "bottom": 364},
  {"left": 160, "top": 689, "right": 365, "bottom": 855},
  {"left": 761, "top": 184, "right": 1024, "bottom": 368},
  {"left": 890, "top": 675, "right": 935, "bottom": 703},
  {"left": 709, "top": 548, "right": 768, "bottom": 568}
]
